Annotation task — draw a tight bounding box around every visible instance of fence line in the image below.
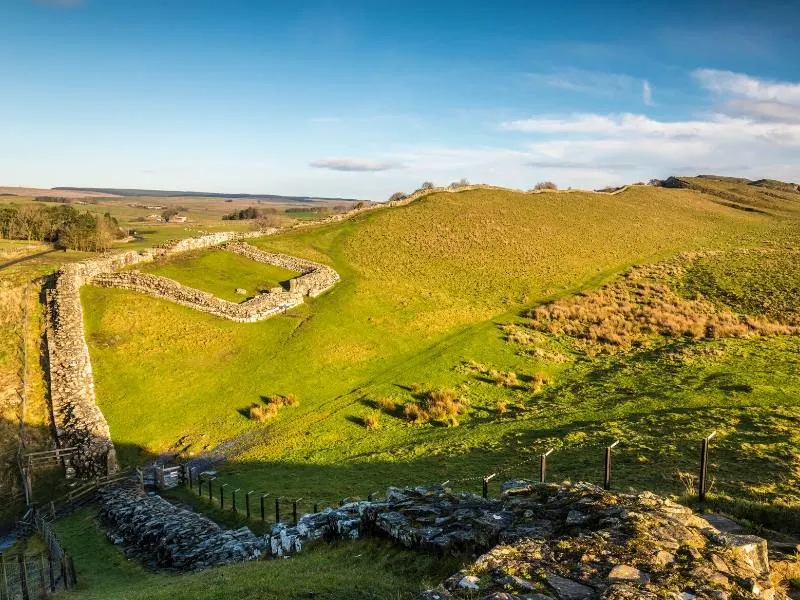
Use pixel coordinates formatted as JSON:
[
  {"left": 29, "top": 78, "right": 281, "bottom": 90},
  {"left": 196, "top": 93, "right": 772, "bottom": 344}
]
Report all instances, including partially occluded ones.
[
  {"left": 3, "top": 508, "right": 76, "bottom": 599},
  {"left": 170, "top": 431, "right": 732, "bottom": 530}
]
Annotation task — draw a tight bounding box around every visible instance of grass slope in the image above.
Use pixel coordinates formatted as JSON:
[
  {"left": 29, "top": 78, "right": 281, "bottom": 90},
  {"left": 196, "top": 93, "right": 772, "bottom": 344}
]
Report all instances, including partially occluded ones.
[
  {"left": 136, "top": 249, "right": 299, "bottom": 302},
  {"left": 81, "top": 186, "right": 792, "bottom": 493}
]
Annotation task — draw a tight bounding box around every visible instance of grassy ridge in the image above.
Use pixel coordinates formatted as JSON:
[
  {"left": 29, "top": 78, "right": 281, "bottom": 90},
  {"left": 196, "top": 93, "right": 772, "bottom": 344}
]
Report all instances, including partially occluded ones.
[
  {"left": 41, "top": 180, "right": 800, "bottom": 599},
  {"left": 82, "top": 186, "right": 785, "bottom": 476}
]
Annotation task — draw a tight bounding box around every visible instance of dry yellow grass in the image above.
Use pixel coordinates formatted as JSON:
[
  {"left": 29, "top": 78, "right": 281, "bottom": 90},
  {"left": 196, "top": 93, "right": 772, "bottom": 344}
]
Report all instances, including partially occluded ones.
[{"left": 525, "top": 256, "right": 800, "bottom": 354}]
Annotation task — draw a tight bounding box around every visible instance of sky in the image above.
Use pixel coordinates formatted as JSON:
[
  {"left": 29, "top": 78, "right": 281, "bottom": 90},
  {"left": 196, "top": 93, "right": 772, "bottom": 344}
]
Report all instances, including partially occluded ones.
[{"left": 2, "top": 0, "right": 800, "bottom": 199}]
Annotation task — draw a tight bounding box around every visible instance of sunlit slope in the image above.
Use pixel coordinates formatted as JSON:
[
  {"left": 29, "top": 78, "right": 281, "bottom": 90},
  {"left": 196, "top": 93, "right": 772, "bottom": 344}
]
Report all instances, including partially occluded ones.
[{"left": 83, "top": 186, "right": 775, "bottom": 460}]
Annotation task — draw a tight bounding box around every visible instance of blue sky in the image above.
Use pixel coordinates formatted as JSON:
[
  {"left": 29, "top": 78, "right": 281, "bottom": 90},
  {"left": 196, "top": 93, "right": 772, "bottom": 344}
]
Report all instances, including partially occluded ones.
[{"left": 2, "top": 0, "right": 800, "bottom": 199}]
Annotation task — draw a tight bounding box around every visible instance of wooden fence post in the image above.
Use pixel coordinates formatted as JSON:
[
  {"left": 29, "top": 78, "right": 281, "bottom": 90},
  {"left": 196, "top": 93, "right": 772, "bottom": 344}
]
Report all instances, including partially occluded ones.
[
  {"left": 540, "top": 449, "right": 553, "bottom": 483},
  {"left": 275, "top": 497, "right": 280, "bottom": 524},
  {"left": 47, "top": 552, "right": 56, "bottom": 592},
  {"left": 18, "top": 553, "right": 30, "bottom": 600},
  {"left": 482, "top": 473, "right": 496, "bottom": 499},
  {"left": 0, "top": 553, "right": 8, "bottom": 599},
  {"left": 220, "top": 484, "right": 228, "bottom": 509},
  {"left": 246, "top": 491, "right": 253, "bottom": 520},
  {"left": 208, "top": 478, "right": 215, "bottom": 502},
  {"left": 293, "top": 498, "right": 303, "bottom": 525},
  {"left": 604, "top": 441, "right": 619, "bottom": 490},
  {"left": 38, "top": 552, "right": 47, "bottom": 597},
  {"left": 699, "top": 431, "right": 716, "bottom": 502},
  {"left": 260, "top": 494, "right": 266, "bottom": 523},
  {"left": 232, "top": 489, "right": 239, "bottom": 513}
]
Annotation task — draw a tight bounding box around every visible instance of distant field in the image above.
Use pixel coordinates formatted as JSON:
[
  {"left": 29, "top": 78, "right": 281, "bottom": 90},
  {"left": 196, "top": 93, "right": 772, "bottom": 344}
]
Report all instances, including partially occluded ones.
[
  {"left": 79, "top": 183, "right": 800, "bottom": 523},
  {"left": 137, "top": 249, "right": 299, "bottom": 301},
  {"left": 0, "top": 186, "right": 120, "bottom": 198}
]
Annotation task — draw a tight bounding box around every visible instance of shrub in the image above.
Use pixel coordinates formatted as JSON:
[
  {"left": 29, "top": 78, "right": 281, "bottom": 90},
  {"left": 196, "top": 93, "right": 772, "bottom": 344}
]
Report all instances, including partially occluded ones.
[
  {"left": 268, "top": 393, "right": 298, "bottom": 408},
  {"left": 533, "top": 181, "right": 558, "bottom": 191},
  {"left": 248, "top": 394, "right": 299, "bottom": 422},
  {"left": 529, "top": 372, "right": 550, "bottom": 392},
  {"left": 496, "top": 401, "right": 509, "bottom": 415},
  {"left": 402, "top": 402, "right": 424, "bottom": 423},
  {"left": 448, "top": 178, "right": 469, "bottom": 190},
  {"left": 363, "top": 411, "right": 381, "bottom": 430},
  {"left": 388, "top": 192, "right": 407, "bottom": 202},
  {"left": 403, "top": 388, "right": 468, "bottom": 426},
  {"left": 377, "top": 396, "right": 397, "bottom": 414},
  {"left": 489, "top": 369, "right": 518, "bottom": 388},
  {"left": 420, "top": 181, "right": 434, "bottom": 190},
  {"left": 249, "top": 404, "right": 277, "bottom": 422}
]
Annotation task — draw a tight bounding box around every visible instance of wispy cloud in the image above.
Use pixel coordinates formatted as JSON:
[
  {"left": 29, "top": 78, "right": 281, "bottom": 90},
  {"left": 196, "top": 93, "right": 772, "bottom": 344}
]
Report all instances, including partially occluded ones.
[
  {"left": 693, "top": 68, "right": 800, "bottom": 104},
  {"left": 309, "top": 158, "right": 404, "bottom": 172},
  {"left": 525, "top": 68, "right": 641, "bottom": 98},
  {"left": 726, "top": 100, "right": 800, "bottom": 123},
  {"left": 642, "top": 80, "right": 654, "bottom": 106},
  {"left": 501, "top": 112, "right": 800, "bottom": 143}
]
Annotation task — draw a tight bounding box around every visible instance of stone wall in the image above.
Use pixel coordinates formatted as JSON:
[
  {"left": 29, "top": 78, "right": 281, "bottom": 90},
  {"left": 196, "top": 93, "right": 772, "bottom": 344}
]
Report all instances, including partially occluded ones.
[
  {"left": 96, "top": 480, "right": 793, "bottom": 599},
  {"left": 45, "top": 230, "right": 279, "bottom": 477},
  {"left": 91, "top": 271, "right": 304, "bottom": 322},
  {"left": 267, "top": 481, "right": 790, "bottom": 600},
  {"left": 98, "top": 486, "right": 266, "bottom": 569},
  {"left": 224, "top": 241, "right": 340, "bottom": 298}
]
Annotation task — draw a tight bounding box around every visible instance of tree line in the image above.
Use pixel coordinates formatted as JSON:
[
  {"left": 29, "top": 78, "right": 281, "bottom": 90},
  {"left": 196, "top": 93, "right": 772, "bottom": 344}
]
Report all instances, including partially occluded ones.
[{"left": 0, "top": 204, "right": 125, "bottom": 252}]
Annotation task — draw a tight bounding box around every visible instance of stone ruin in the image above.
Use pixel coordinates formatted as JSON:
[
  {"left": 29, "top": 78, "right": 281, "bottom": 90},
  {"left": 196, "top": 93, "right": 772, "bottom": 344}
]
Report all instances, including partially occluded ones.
[
  {"left": 98, "top": 486, "right": 266, "bottom": 569},
  {"left": 97, "top": 480, "right": 798, "bottom": 599},
  {"left": 45, "top": 230, "right": 339, "bottom": 477},
  {"left": 270, "top": 481, "right": 796, "bottom": 599}
]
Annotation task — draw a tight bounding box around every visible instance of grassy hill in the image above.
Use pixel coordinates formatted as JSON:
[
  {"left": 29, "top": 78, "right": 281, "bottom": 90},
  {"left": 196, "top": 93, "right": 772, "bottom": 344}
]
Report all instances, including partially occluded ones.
[
  {"left": 8, "top": 177, "right": 796, "bottom": 599},
  {"left": 80, "top": 184, "right": 800, "bottom": 506}
]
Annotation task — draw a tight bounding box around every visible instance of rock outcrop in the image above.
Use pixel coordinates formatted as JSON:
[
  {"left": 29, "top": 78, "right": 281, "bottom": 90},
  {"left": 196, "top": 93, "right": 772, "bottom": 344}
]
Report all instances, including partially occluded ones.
[
  {"left": 266, "top": 481, "right": 792, "bottom": 600},
  {"left": 96, "top": 480, "right": 795, "bottom": 598}
]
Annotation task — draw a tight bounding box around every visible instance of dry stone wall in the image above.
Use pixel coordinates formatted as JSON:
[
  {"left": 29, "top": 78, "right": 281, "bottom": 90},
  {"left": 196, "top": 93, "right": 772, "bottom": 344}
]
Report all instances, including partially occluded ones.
[
  {"left": 267, "top": 481, "right": 791, "bottom": 600},
  {"left": 45, "top": 230, "right": 293, "bottom": 477},
  {"left": 98, "top": 486, "right": 266, "bottom": 569},
  {"left": 91, "top": 271, "right": 303, "bottom": 322},
  {"left": 96, "top": 481, "right": 794, "bottom": 599},
  {"left": 225, "top": 241, "right": 340, "bottom": 298}
]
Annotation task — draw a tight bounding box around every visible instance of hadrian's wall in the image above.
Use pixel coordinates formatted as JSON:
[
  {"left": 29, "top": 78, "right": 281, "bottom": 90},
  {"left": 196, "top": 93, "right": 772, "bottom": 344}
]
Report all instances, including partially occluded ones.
[
  {"left": 91, "top": 271, "right": 304, "bottom": 322},
  {"left": 224, "top": 241, "right": 340, "bottom": 298},
  {"left": 45, "top": 231, "right": 282, "bottom": 478}
]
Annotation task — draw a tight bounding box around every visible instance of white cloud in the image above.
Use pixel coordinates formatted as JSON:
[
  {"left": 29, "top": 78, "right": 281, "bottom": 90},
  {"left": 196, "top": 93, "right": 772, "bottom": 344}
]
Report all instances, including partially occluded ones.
[
  {"left": 309, "top": 157, "right": 405, "bottom": 172},
  {"left": 642, "top": 80, "right": 654, "bottom": 106},
  {"left": 726, "top": 100, "right": 800, "bottom": 123},
  {"left": 693, "top": 68, "right": 800, "bottom": 104},
  {"left": 501, "top": 112, "right": 800, "bottom": 145},
  {"left": 526, "top": 68, "right": 642, "bottom": 98}
]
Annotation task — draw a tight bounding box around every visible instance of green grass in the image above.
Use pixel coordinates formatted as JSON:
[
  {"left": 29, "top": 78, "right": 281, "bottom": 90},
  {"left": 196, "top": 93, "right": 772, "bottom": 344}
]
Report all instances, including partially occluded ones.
[
  {"left": 80, "top": 186, "right": 798, "bottom": 498},
  {"left": 136, "top": 249, "right": 299, "bottom": 301},
  {"left": 53, "top": 507, "right": 462, "bottom": 600},
  {"left": 681, "top": 248, "right": 800, "bottom": 324},
  {"left": 44, "top": 181, "right": 800, "bottom": 597}
]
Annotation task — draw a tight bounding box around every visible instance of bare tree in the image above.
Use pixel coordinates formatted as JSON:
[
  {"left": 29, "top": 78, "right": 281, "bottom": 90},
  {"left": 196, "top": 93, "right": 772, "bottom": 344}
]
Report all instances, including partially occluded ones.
[{"left": 533, "top": 181, "right": 558, "bottom": 191}]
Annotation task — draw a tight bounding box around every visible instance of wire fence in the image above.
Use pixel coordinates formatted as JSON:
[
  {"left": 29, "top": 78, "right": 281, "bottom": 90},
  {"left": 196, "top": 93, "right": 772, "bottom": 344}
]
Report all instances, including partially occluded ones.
[
  {"left": 0, "top": 545, "right": 75, "bottom": 600},
  {"left": 173, "top": 431, "right": 729, "bottom": 531}
]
